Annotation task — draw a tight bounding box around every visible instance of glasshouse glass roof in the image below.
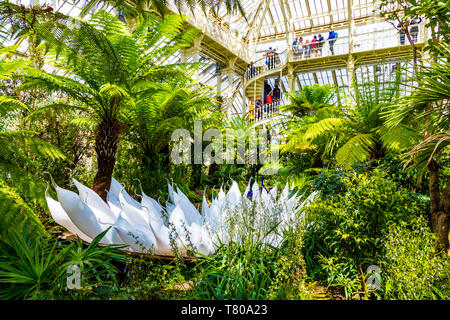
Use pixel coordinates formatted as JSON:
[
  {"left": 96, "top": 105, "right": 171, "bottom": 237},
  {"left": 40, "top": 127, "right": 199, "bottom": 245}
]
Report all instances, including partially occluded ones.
[
  {"left": 1, "top": 0, "right": 425, "bottom": 117},
  {"left": 215, "top": 0, "right": 374, "bottom": 41}
]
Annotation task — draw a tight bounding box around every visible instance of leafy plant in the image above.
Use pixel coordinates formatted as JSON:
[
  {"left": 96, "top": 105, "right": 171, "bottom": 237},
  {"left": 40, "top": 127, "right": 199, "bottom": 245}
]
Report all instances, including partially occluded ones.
[
  {"left": 0, "top": 226, "right": 125, "bottom": 300},
  {"left": 8, "top": 6, "right": 201, "bottom": 201},
  {"left": 382, "top": 216, "right": 450, "bottom": 299},
  {"left": 303, "top": 170, "right": 428, "bottom": 299},
  {"left": 0, "top": 46, "right": 65, "bottom": 235},
  {"left": 382, "top": 43, "right": 450, "bottom": 251}
]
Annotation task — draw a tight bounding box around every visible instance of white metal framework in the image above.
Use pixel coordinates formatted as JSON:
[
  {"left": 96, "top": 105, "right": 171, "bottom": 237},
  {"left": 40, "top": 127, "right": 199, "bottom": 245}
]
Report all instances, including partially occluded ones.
[{"left": 2, "top": 0, "right": 429, "bottom": 121}]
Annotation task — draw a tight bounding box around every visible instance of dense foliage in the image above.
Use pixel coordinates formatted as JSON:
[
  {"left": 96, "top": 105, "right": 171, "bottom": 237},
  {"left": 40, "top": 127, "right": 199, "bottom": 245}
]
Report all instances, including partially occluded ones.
[{"left": 0, "top": 0, "right": 448, "bottom": 301}]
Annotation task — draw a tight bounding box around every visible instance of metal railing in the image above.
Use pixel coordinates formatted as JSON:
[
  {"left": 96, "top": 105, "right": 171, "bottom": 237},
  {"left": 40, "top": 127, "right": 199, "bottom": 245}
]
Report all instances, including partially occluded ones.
[
  {"left": 244, "top": 22, "right": 427, "bottom": 124},
  {"left": 248, "top": 100, "right": 281, "bottom": 123},
  {"left": 245, "top": 50, "right": 287, "bottom": 83},
  {"left": 289, "top": 22, "right": 426, "bottom": 61}
]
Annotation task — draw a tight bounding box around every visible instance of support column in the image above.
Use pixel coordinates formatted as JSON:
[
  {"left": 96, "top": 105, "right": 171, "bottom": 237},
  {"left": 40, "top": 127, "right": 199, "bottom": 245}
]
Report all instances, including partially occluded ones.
[
  {"left": 280, "top": 0, "right": 293, "bottom": 59},
  {"left": 346, "top": 0, "right": 357, "bottom": 106},
  {"left": 217, "top": 72, "right": 222, "bottom": 96},
  {"left": 181, "top": 49, "right": 188, "bottom": 63},
  {"left": 347, "top": 55, "right": 356, "bottom": 104},
  {"left": 420, "top": 18, "right": 432, "bottom": 66},
  {"left": 223, "top": 57, "right": 237, "bottom": 118},
  {"left": 287, "top": 63, "right": 295, "bottom": 92},
  {"left": 241, "top": 75, "right": 247, "bottom": 117},
  {"left": 182, "top": 34, "right": 204, "bottom": 86},
  {"left": 226, "top": 68, "right": 234, "bottom": 117}
]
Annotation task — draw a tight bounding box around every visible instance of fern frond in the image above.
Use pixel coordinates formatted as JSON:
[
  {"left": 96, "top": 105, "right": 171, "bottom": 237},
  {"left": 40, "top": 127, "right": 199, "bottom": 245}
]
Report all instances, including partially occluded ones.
[
  {"left": 0, "top": 179, "right": 46, "bottom": 237},
  {"left": 378, "top": 124, "right": 421, "bottom": 152},
  {"left": 303, "top": 118, "right": 346, "bottom": 141},
  {"left": 0, "top": 97, "right": 29, "bottom": 116},
  {"left": 336, "top": 133, "right": 376, "bottom": 170},
  {"left": 0, "top": 131, "right": 66, "bottom": 161}
]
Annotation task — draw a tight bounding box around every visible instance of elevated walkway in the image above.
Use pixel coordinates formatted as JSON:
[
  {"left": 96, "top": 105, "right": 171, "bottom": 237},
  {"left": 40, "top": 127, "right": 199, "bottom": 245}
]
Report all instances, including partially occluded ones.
[
  {"left": 167, "top": 3, "right": 252, "bottom": 74},
  {"left": 244, "top": 27, "right": 427, "bottom": 101}
]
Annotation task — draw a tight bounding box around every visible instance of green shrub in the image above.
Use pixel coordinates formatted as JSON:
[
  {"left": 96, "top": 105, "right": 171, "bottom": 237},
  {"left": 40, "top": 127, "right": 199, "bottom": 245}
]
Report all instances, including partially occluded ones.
[
  {"left": 120, "top": 253, "right": 191, "bottom": 300},
  {"left": 0, "top": 226, "right": 125, "bottom": 300},
  {"left": 303, "top": 170, "right": 428, "bottom": 299},
  {"left": 311, "top": 170, "right": 348, "bottom": 199},
  {"left": 192, "top": 228, "right": 319, "bottom": 300},
  {"left": 382, "top": 216, "right": 450, "bottom": 300},
  {"left": 267, "top": 228, "right": 323, "bottom": 300}
]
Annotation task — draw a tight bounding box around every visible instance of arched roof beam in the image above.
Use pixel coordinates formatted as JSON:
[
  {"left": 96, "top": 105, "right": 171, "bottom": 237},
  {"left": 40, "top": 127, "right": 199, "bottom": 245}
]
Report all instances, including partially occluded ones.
[
  {"left": 230, "top": 0, "right": 262, "bottom": 26},
  {"left": 243, "top": 1, "right": 266, "bottom": 42},
  {"left": 296, "top": 77, "right": 302, "bottom": 91},
  {"left": 280, "top": 0, "right": 291, "bottom": 45},
  {"left": 252, "top": 0, "right": 272, "bottom": 49},
  {"left": 304, "top": 0, "right": 314, "bottom": 28},
  {"left": 327, "top": 0, "right": 334, "bottom": 25},
  {"left": 266, "top": 2, "right": 279, "bottom": 35},
  {"left": 283, "top": 0, "right": 294, "bottom": 34}
]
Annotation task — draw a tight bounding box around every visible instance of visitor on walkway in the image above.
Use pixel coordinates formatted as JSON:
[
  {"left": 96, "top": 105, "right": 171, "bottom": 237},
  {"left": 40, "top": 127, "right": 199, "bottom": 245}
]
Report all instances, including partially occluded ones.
[
  {"left": 410, "top": 17, "right": 422, "bottom": 43},
  {"left": 311, "top": 35, "right": 318, "bottom": 57},
  {"left": 297, "top": 37, "right": 304, "bottom": 58},
  {"left": 266, "top": 91, "right": 273, "bottom": 116},
  {"left": 247, "top": 62, "right": 255, "bottom": 80},
  {"left": 328, "top": 27, "right": 337, "bottom": 55},
  {"left": 256, "top": 96, "right": 263, "bottom": 109},
  {"left": 397, "top": 19, "right": 408, "bottom": 45},
  {"left": 292, "top": 38, "right": 298, "bottom": 54},
  {"left": 248, "top": 100, "right": 255, "bottom": 122},
  {"left": 318, "top": 34, "right": 324, "bottom": 56},
  {"left": 266, "top": 91, "right": 273, "bottom": 104},
  {"left": 266, "top": 47, "right": 277, "bottom": 70},
  {"left": 250, "top": 61, "right": 256, "bottom": 78},
  {"left": 273, "top": 48, "right": 280, "bottom": 65},
  {"left": 266, "top": 48, "right": 272, "bottom": 70},
  {"left": 273, "top": 83, "right": 281, "bottom": 102},
  {"left": 304, "top": 39, "right": 311, "bottom": 58}
]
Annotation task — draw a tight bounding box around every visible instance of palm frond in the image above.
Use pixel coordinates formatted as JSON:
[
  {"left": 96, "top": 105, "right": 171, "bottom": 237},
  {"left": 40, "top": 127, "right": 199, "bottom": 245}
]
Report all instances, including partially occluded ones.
[
  {"left": 303, "top": 118, "right": 346, "bottom": 141},
  {"left": 404, "top": 131, "right": 450, "bottom": 171},
  {"left": 336, "top": 133, "right": 376, "bottom": 170}
]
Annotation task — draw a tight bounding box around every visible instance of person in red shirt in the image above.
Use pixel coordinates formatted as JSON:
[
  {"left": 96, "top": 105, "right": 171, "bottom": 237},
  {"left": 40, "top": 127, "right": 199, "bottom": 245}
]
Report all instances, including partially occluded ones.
[{"left": 311, "top": 35, "right": 318, "bottom": 57}]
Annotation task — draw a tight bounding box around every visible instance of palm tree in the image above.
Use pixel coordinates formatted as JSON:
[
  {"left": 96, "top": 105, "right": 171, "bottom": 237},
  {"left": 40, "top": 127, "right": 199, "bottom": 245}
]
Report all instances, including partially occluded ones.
[
  {"left": 287, "top": 74, "right": 416, "bottom": 170},
  {"left": 280, "top": 84, "right": 340, "bottom": 169},
  {"left": 15, "top": 8, "right": 200, "bottom": 201},
  {"left": 122, "top": 82, "right": 222, "bottom": 193},
  {"left": 382, "top": 44, "right": 450, "bottom": 251},
  {"left": 281, "top": 84, "right": 335, "bottom": 118}
]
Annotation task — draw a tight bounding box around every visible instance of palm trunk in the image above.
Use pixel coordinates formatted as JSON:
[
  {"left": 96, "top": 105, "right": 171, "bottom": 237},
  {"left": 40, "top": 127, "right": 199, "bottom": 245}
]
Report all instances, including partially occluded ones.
[
  {"left": 428, "top": 159, "right": 450, "bottom": 252},
  {"left": 92, "top": 118, "right": 125, "bottom": 202}
]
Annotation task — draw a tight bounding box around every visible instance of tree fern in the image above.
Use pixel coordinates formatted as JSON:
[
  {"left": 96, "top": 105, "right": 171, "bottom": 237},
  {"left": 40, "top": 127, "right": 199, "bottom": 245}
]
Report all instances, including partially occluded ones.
[
  {"left": 0, "top": 179, "right": 46, "bottom": 237},
  {"left": 79, "top": 0, "right": 247, "bottom": 20},
  {"left": 1, "top": 6, "right": 207, "bottom": 199}
]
